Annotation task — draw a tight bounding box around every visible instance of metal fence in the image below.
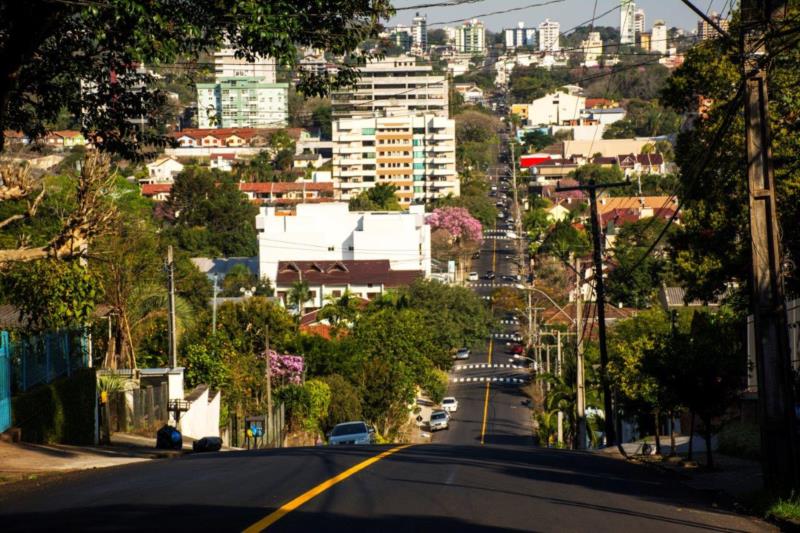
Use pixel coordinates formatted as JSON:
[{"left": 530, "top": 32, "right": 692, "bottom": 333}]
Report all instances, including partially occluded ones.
[
  {"left": 108, "top": 383, "right": 169, "bottom": 434},
  {"left": 8, "top": 329, "right": 90, "bottom": 394},
  {"left": 0, "top": 332, "right": 10, "bottom": 433}
]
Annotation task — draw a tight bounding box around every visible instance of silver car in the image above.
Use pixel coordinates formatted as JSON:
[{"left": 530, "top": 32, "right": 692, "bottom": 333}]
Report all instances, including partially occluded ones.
[
  {"left": 429, "top": 410, "right": 450, "bottom": 431},
  {"left": 454, "top": 348, "right": 470, "bottom": 360},
  {"left": 328, "top": 421, "right": 375, "bottom": 445}
]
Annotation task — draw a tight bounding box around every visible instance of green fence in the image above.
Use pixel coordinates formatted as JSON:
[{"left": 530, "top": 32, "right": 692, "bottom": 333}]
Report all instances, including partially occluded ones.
[{"left": 9, "top": 329, "right": 90, "bottom": 394}]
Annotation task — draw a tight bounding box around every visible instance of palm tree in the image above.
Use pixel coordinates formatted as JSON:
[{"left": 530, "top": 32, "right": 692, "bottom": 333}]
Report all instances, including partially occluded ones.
[
  {"left": 287, "top": 280, "right": 311, "bottom": 315},
  {"left": 317, "top": 290, "right": 360, "bottom": 332}
]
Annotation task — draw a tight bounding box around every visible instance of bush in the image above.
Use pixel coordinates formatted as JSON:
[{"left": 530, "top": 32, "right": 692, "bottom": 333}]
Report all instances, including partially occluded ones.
[
  {"left": 320, "top": 374, "right": 362, "bottom": 432},
  {"left": 718, "top": 420, "right": 761, "bottom": 461},
  {"left": 12, "top": 368, "right": 96, "bottom": 444},
  {"left": 277, "top": 380, "right": 331, "bottom": 434}
]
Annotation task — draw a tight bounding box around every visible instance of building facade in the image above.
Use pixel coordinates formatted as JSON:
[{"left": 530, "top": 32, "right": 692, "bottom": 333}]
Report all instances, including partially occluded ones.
[
  {"left": 504, "top": 22, "right": 537, "bottom": 50},
  {"left": 538, "top": 19, "right": 560, "bottom": 52},
  {"left": 698, "top": 11, "right": 729, "bottom": 40},
  {"left": 332, "top": 114, "right": 459, "bottom": 206},
  {"left": 525, "top": 90, "right": 586, "bottom": 126},
  {"left": 651, "top": 20, "right": 668, "bottom": 54},
  {"left": 197, "top": 78, "right": 288, "bottom": 128},
  {"left": 213, "top": 48, "right": 277, "bottom": 82},
  {"left": 581, "top": 31, "right": 603, "bottom": 64},
  {"left": 620, "top": 1, "right": 637, "bottom": 45},
  {"left": 390, "top": 25, "right": 413, "bottom": 52},
  {"left": 634, "top": 8, "right": 646, "bottom": 36},
  {"left": 455, "top": 19, "right": 486, "bottom": 54},
  {"left": 412, "top": 12, "right": 428, "bottom": 53},
  {"left": 331, "top": 56, "right": 448, "bottom": 119}
]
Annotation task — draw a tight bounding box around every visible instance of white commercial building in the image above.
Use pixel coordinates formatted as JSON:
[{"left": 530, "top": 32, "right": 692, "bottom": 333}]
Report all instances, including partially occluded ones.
[
  {"left": 331, "top": 55, "right": 448, "bottom": 119},
  {"left": 332, "top": 114, "right": 459, "bottom": 206},
  {"left": 620, "top": 1, "right": 637, "bottom": 45},
  {"left": 651, "top": 20, "right": 668, "bottom": 54},
  {"left": 455, "top": 19, "right": 486, "bottom": 54},
  {"left": 504, "top": 22, "right": 537, "bottom": 50},
  {"left": 538, "top": 19, "right": 560, "bottom": 52},
  {"left": 213, "top": 48, "right": 277, "bottom": 83},
  {"left": 256, "top": 203, "right": 431, "bottom": 308},
  {"left": 526, "top": 90, "right": 585, "bottom": 126}
]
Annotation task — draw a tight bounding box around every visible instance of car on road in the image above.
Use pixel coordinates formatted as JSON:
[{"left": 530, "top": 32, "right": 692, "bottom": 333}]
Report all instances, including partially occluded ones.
[
  {"left": 467, "top": 271, "right": 479, "bottom": 281},
  {"left": 501, "top": 274, "right": 516, "bottom": 282},
  {"left": 509, "top": 343, "right": 524, "bottom": 355},
  {"left": 484, "top": 270, "right": 495, "bottom": 280},
  {"left": 441, "top": 397, "right": 458, "bottom": 413},
  {"left": 472, "top": 251, "right": 481, "bottom": 259},
  {"left": 497, "top": 212, "right": 505, "bottom": 219},
  {"left": 429, "top": 410, "right": 450, "bottom": 431},
  {"left": 328, "top": 421, "right": 375, "bottom": 446},
  {"left": 454, "top": 347, "right": 471, "bottom": 360}
]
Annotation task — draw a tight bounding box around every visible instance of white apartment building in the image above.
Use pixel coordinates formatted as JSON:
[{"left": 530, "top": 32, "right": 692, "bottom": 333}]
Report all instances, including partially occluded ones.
[
  {"left": 213, "top": 48, "right": 277, "bottom": 82},
  {"left": 581, "top": 32, "right": 603, "bottom": 65},
  {"left": 634, "top": 8, "right": 646, "bottom": 36},
  {"left": 455, "top": 19, "right": 486, "bottom": 54},
  {"left": 504, "top": 22, "right": 537, "bottom": 50},
  {"left": 197, "top": 78, "right": 288, "bottom": 128},
  {"left": 256, "top": 203, "right": 432, "bottom": 300},
  {"left": 412, "top": 12, "right": 427, "bottom": 53},
  {"left": 620, "top": 1, "right": 637, "bottom": 45},
  {"left": 331, "top": 55, "right": 448, "bottom": 119},
  {"left": 538, "top": 19, "right": 561, "bottom": 52},
  {"left": 332, "top": 114, "right": 459, "bottom": 206},
  {"left": 651, "top": 20, "right": 668, "bottom": 54},
  {"left": 526, "top": 90, "right": 585, "bottom": 126}
]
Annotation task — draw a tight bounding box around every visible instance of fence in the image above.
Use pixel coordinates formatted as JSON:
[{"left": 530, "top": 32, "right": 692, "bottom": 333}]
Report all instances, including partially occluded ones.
[
  {"left": 8, "top": 329, "right": 90, "bottom": 394},
  {"left": 227, "top": 403, "right": 285, "bottom": 449},
  {"left": 107, "top": 383, "right": 169, "bottom": 434},
  {"left": 0, "top": 332, "right": 10, "bottom": 433}
]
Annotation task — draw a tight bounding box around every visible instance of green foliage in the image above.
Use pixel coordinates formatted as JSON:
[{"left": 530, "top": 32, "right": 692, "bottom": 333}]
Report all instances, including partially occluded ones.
[
  {"left": 278, "top": 380, "right": 331, "bottom": 433},
  {"left": 717, "top": 421, "right": 761, "bottom": 461},
  {"left": 572, "top": 164, "right": 626, "bottom": 187},
  {"left": 431, "top": 170, "right": 497, "bottom": 226},
  {"left": 12, "top": 368, "right": 96, "bottom": 445},
  {"left": 320, "top": 374, "right": 362, "bottom": 431},
  {"left": 2, "top": 259, "right": 99, "bottom": 332},
  {"left": 348, "top": 183, "right": 401, "bottom": 211},
  {"left": 521, "top": 130, "right": 555, "bottom": 153},
  {"left": 538, "top": 219, "right": 590, "bottom": 259},
  {"left": 221, "top": 264, "right": 272, "bottom": 297},
  {"left": 584, "top": 60, "right": 671, "bottom": 101},
  {"left": 602, "top": 99, "right": 682, "bottom": 139},
  {"left": 509, "top": 67, "right": 573, "bottom": 103},
  {"left": 455, "top": 111, "right": 502, "bottom": 170}
]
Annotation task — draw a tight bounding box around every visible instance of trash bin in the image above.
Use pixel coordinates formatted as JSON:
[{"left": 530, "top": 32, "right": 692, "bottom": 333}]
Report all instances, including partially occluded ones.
[
  {"left": 193, "top": 436, "right": 222, "bottom": 453},
  {"left": 156, "top": 424, "right": 182, "bottom": 450}
]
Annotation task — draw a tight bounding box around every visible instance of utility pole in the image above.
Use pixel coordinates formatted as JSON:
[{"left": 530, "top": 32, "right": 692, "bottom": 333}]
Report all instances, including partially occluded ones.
[
  {"left": 575, "top": 254, "right": 587, "bottom": 450},
  {"left": 558, "top": 179, "right": 627, "bottom": 446},
  {"left": 212, "top": 274, "right": 219, "bottom": 333},
  {"left": 265, "top": 324, "right": 274, "bottom": 448},
  {"left": 741, "top": 0, "right": 798, "bottom": 492},
  {"left": 166, "top": 245, "right": 177, "bottom": 369},
  {"left": 556, "top": 329, "right": 563, "bottom": 446}
]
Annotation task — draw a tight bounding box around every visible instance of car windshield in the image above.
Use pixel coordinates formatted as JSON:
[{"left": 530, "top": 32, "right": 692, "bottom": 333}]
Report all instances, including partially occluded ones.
[
  {"left": 443, "top": 399, "right": 455, "bottom": 404},
  {"left": 431, "top": 413, "right": 447, "bottom": 420},
  {"left": 332, "top": 422, "right": 367, "bottom": 436}
]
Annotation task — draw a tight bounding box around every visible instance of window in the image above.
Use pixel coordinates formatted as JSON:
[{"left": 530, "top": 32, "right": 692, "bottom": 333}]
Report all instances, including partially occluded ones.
[
  {"left": 413, "top": 163, "right": 425, "bottom": 169},
  {"left": 413, "top": 151, "right": 424, "bottom": 158},
  {"left": 327, "top": 246, "right": 334, "bottom": 251},
  {"left": 361, "top": 128, "right": 375, "bottom": 135},
  {"left": 331, "top": 290, "right": 342, "bottom": 298},
  {"left": 413, "top": 127, "right": 425, "bottom": 134}
]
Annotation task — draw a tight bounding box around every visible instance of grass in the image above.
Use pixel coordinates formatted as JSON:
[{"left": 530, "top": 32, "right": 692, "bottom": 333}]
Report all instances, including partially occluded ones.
[{"left": 767, "top": 495, "right": 800, "bottom": 522}]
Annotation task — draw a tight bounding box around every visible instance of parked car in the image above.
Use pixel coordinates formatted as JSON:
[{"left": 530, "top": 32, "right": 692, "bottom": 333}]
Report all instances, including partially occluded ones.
[
  {"left": 454, "top": 347, "right": 471, "bottom": 360},
  {"left": 467, "top": 271, "right": 479, "bottom": 281},
  {"left": 509, "top": 343, "right": 524, "bottom": 355},
  {"left": 501, "top": 274, "right": 516, "bottom": 282},
  {"left": 442, "top": 397, "right": 458, "bottom": 413},
  {"left": 328, "top": 421, "right": 375, "bottom": 445},
  {"left": 484, "top": 270, "right": 495, "bottom": 280},
  {"left": 429, "top": 410, "right": 450, "bottom": 431}
]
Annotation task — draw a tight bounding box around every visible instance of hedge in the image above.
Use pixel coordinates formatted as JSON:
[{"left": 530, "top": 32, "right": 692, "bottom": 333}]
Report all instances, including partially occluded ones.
[{"left": 12, "top": 368, "right": 96, "bottom": 445}]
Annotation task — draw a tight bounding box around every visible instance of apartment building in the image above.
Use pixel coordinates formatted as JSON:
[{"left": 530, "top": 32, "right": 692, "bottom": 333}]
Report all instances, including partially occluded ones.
[
  {"left": 620, "top": 1, "right": 636, "bottom": 45},
  {"left": 581, "top": 32, "right": 603, "bottom": 65},
  {"left": 504, "top": 22, "right": 537, "bottom": 50},
  {"left": 634, "top": 8, "right": 646, "bottom": 36},
  {"left": 455, "top": 19, "right": 486, "bottom": 54},
  {"left": 697, "top": 11, "right": 729, "bottom": 40},
  {"left": 412, "top": 12, "right": 428, "bottom": 53},
  {"left": 538, "top": 19, "right": 561, "bottom": 52},
  {"left": 651, "top": 20, "right": 668, "bottom": 54},
  {"left": 332, "top": 114, "right": 459, "bottom": 206},
  {"left": 331, "top": 56, "right": 448, "bottom": 119},
  {"left": 213, "top": 48, "right": 277, "bottom": 82},
  {"left": 197, "top": 78, "right": 289, "bottom": 128}
]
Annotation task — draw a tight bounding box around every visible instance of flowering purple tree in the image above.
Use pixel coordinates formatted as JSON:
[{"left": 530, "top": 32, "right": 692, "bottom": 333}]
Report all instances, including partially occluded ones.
[
  {"left": 426, "top": 207, "right": 483, "bottom": 245},
  {"left": 266, "top": 350, "right": 304, "bottom": 385}
]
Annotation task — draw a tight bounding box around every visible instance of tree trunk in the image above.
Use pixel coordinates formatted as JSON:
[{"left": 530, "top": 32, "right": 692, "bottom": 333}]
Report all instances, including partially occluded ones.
[
  {"left": 669, "top": 412, "right": 676, "bottom": 457},
  {"left": 654, "top": 410, "right": 661, "bottom": 455},
  {"left": 703, "top": 416, "right": 714, "bottom": 469},
  {"left": 687, "top": 410, "right": 695, "bottom": 461}
]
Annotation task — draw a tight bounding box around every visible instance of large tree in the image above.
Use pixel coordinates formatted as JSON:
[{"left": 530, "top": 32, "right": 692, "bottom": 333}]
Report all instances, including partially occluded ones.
[{"left": 0, "top": 1, "right": 393, "bottom": 154}]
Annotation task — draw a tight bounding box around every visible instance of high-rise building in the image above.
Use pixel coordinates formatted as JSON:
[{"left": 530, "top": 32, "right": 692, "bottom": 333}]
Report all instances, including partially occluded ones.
[
  {"left": 390, "top": 25, "right": 413, "bottom": 52},
  {"left": 504, "top": 22, "right": 537, "bottom": 50},
  {"left": 620, "top": 1, "right": 636, "bottom": 45},
  {"left": 331, "top": 56, "right": 448, "bottom": 119},
  {"left": 197, "top": 78, "right": 289, "bottom": 128},
  {"left": 638, "top": 32, "right": 652, "bottom": 52},
  {"left": 332, "top": 114, "right": 459, "bottom": 206},
  {"left": 634, "top": 8, "right": 646, "bottom": 36},
  {"left": 651, "top": 20, "right": 668, "bottom": 54},
  {"left": 412, "top": 12, "right": 428, "bottom": 52},
  {"left": 697, "top": 11, "right": 729, "bottom": 40},
  {"left": 213, "top": 48, "right": 277, "bottom": 83},
  {"left": 455, "top": 19, "right": 486, "bottom": 54},
  {"left": 581, "top": 32, "right": 603, "bottom": 64},
  {"left": 538, "top": 19, "right": 560, "bottom": 52}
]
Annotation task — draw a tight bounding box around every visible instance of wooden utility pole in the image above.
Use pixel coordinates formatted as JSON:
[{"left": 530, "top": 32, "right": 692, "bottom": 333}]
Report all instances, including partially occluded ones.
[
  {"left": 575, "top": 255, "right": 587, "bottom": 450},
  {"left": 741, "top": 0, "right": 798, "bottom": 492},
  {"left": 558, "top": 179, "right": 628, "bottom": 446},
  {"left": 166, "top": 246, "right": 177, "bottom": 369},
  {"left": 265, "top": 325, "right": 274, "bottom": 448}
]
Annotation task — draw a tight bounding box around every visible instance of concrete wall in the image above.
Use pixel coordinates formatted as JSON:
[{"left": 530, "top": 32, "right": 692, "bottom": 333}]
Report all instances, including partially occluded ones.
[{"left": 180, "top": 387, "right": 221, "bottom": 439}]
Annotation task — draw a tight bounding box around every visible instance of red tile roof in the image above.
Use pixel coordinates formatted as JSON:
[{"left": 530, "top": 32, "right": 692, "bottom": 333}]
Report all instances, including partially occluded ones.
[
  {"left": 276, "top": 260, "right": 422, "bottom": 287},
  {"left": 240, "top": 182, "right": 334, "bottom": 193},
  {"left": 141, "top": 184, "right": 172, "bottom": 196},
  {"left": 173, "top": 127, "right": 305, "bottom": 141}
]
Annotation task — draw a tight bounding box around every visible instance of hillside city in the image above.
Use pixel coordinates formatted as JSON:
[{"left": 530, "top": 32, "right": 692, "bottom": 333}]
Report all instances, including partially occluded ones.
[{"left": 0, "top": 0, "right": 798, "bottom": 531}]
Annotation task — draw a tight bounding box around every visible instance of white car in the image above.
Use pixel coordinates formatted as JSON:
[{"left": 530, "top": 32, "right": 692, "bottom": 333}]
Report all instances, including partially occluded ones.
[
  {"left": 467, "top": 272, "right": 479, "bottom": 281},
  {"left": 442, "top": 397, "right": 458, "bottom": 413},
  {"left": 429, "top": 410, "right": 450, "bottom": 431}
]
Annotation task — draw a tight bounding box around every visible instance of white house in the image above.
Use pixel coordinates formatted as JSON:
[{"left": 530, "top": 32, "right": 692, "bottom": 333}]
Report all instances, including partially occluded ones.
[
  {"left": 256, "top": 203, "right": 431, "bottom": 310},
  {"left": 143, "top": 157, "right": 184, "bottom": 184},
  {"left": 526, "top": 90, "right": 585, "bottom": 126}
]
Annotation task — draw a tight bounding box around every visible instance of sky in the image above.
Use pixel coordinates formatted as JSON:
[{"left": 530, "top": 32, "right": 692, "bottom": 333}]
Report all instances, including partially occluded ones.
[{"left": 387, "top": 0, "right": 735, "bottom": 33}]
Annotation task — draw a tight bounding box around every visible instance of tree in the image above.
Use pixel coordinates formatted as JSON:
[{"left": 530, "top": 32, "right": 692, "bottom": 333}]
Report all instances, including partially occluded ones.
[
  {"left": 602, "top": 99, "right": 682, "bottom": 139},
  {"left": 317, "top": 290, "right": 361, "bottom": 334},
  {"left": 287, "top": 280, "right": 311, "bottom": 314},
  {"left": 521, "top": 130, "right": 556, "bottom": 153},
  {"left": 348, "top": 183, "right": 401, "bottom": 211},
  {"left": 0, "top": 0, "right": 394, "bottom": 154},
  {"left": 572, "top": 164, "right": 626, "bottom": 187},
  {"left": 221, "top": 264, "right": 271, "bottom": 298},
  {"left": 538, "top": 220, "right": 591, "bottom": 260},
  {"left": 455, "top": 110, "right": 502, "bottom": 170},
  {"left": 320, "top": 374, "right": 362, "bottom": 432}
]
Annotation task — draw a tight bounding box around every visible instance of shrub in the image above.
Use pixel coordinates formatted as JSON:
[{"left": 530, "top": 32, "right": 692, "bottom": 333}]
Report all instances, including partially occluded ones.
[
  {"left": 718, "top": 420, "right": 761, "bottom": 460},
  {"left": 320, "top": 374, "right": 362, "bottom": 432}
]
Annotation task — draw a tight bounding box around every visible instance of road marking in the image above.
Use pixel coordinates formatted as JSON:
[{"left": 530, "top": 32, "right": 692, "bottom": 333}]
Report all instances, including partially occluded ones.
[
  {"left": 243, "top": 444, "right": 413, "bottom": 532},
  {"left": 480, "top": 382, "right": 490, "bottom": 445}
]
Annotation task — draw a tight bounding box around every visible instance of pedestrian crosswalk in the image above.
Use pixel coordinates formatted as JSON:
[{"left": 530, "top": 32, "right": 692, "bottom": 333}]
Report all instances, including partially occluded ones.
[
  {"left": 468, "top": 282, "right": 517, "bottom": 288},
  {"left": 450, "top": 376, "right": 527, "bottom": 384},
  {"left": 493, "top": 332, "right": 522, "bottom": 340},
  {"left": 454, "top": 363, "right": 523, "bottom": 371},
  {"left": 499, "top": 319, "right": 519, "bottom": 325}
]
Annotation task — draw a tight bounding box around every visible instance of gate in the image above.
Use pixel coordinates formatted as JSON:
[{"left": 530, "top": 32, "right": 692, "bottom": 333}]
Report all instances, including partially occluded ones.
[{"left": 0, "top": 331, "right": 10, "bottom": 433}]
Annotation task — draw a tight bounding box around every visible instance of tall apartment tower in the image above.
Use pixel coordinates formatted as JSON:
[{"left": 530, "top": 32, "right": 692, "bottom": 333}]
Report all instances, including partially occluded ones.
[
  {"left": 412, "top": 12, "right": 427, "bottom": 52},
  {"left": 620, "top": 1, "right": 636, "bottom": 45},
  {"left": 651, "top": 20, "right": 668, "bottom": 54},
  {"left": 538, "top": 19, "right": 560, "bottom": 52},
  {"left": 213, "top": 48, "right": 277, "bottom": 83},
  {"left": 455, "top": 19, "right": 486, "bottom": 54},
  {"left": 634, "top": 8, "right": 646, "bottom": 36},
  {"left": 331, "top": 56, "right": 448, "bottom": 119},
  {"left": 504, "top": 22, "right": 537, "bottom": 50},
  {"left": 697, "top": 11, "right": 730, "bottom": 40}
]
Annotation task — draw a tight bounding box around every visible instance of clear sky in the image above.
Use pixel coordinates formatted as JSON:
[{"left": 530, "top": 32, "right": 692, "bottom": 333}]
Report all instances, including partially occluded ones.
[{"left": 387, "top": 0, "right": 734, "bottom": 32}]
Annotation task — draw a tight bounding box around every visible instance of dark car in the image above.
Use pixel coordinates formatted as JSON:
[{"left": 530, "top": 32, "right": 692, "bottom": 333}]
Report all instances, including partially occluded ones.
[
  {"left": 472, "top": 251, "right": 481, "bottom": 259},
  {"left": 501, "top": 274, "right": 516, "bottom": 282},
  {"left": 484, "top": 270, "right": 496, "bottom": 280}
]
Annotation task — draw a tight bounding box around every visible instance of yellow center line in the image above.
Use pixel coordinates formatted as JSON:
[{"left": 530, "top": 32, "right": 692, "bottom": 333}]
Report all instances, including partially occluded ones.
[
  {"left": 480, "top": 337, "right": 494, "bottom": 445},
  {"left": 243, "top": 444, "right": 413, "bottom": 532}
]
